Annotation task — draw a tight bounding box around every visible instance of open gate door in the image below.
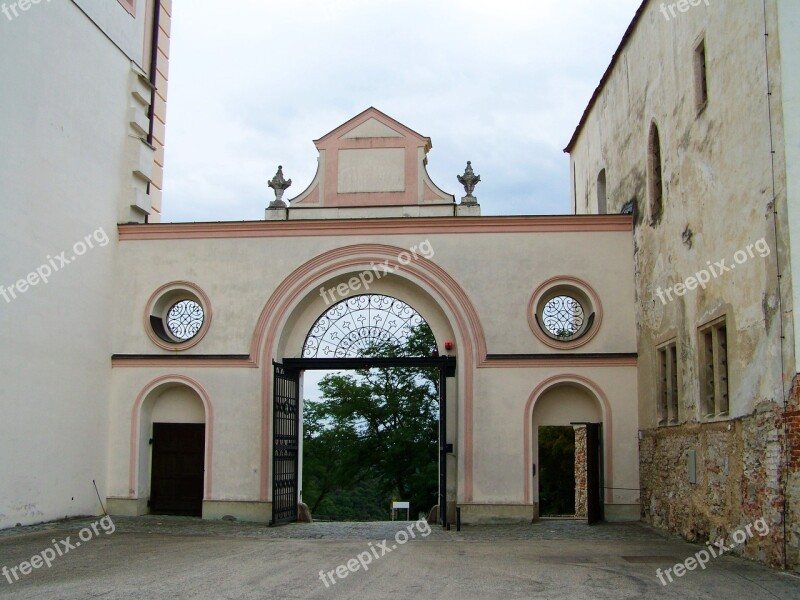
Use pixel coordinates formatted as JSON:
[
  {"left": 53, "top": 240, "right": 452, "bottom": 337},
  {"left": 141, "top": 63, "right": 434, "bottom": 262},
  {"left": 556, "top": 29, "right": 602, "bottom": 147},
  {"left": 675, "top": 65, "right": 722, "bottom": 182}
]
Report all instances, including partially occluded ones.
[
  {"left": 271, "top": 362, "right": 300, "bottom": 525},
  {"left": 439, "top": 368, "right": 447, "bottom": 527},
  {"left": 586, "top": 423, "right": 604, "bottom": 525}
]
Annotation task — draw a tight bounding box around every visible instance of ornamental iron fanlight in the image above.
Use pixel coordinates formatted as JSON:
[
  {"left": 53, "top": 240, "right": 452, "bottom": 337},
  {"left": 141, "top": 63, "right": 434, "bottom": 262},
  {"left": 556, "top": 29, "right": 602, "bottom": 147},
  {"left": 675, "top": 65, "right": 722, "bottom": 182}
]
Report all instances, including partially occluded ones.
[{"left": 302, "top": 294, "right": 426, "bottom": 358}]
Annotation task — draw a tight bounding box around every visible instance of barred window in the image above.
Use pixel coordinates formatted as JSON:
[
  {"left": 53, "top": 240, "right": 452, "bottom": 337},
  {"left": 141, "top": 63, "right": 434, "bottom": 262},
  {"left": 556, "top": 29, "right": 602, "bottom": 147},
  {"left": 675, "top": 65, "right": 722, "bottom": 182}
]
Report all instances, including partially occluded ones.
[{"left": 699, "top": 319, "right": 729, "bottom": 418}]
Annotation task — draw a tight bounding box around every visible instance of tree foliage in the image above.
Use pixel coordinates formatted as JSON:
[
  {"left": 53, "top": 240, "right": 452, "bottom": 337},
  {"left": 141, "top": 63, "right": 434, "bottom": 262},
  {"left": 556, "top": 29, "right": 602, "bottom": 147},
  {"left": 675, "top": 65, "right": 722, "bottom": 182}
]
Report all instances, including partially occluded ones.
[{"left": 302, "top": 324, "right": 439, "bottom": 520}]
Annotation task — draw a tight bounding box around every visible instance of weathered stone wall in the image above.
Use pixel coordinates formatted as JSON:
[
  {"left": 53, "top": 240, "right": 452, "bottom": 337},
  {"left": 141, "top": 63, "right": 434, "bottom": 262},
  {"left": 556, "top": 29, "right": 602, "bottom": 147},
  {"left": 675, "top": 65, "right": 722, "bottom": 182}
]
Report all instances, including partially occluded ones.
[
  {"left": 568, "top": 0, "right": 799, "bottom": 570},
  {"left": 574, "top": 425, "right": 587, "bottom": 518},
  {"left": 640, "top": 395, "right": 797, "bottom": 569},
  {"left": 786, "top": 381, "right": 800, "bottom": 569}
]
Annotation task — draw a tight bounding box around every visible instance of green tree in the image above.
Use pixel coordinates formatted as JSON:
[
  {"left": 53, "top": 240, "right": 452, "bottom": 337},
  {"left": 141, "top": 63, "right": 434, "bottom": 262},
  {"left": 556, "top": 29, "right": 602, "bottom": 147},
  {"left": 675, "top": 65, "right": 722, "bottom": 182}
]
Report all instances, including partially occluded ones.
[{"left": 302, "top": 324, "right": 439, "bottom": 520}]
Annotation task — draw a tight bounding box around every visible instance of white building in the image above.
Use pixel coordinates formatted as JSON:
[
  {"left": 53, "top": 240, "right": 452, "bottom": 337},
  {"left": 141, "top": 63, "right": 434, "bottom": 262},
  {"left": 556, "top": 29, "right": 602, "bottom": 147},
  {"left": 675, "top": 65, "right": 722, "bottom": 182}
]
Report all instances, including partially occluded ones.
[
  {"left": 107, "top": 107, "right": 640, "bottom": 525},
  {"left": 0, "top": 0, "right": 171, "bottom": 527}
]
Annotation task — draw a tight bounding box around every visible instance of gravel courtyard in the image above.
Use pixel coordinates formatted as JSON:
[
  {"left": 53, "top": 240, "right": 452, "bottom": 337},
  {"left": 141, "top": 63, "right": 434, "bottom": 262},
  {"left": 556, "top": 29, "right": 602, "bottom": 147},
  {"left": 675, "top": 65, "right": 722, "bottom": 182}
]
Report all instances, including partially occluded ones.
[{"left": 0, "top": 516, "right": 797, "bottom": 599}]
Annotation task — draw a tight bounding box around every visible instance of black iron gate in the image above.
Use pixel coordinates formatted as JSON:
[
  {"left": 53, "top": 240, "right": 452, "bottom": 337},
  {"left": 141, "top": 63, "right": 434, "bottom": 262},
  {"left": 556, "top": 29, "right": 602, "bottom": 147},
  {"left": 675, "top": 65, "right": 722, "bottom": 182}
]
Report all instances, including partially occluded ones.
[
  {"left": 271, "top": 362, "right": 300, "bottom": 525},
  {"left": 586, "top": 423, "right": 604, "bottom": 525},
  {"left": 438, "top": 367, "right": 448, "bottom": 527}
]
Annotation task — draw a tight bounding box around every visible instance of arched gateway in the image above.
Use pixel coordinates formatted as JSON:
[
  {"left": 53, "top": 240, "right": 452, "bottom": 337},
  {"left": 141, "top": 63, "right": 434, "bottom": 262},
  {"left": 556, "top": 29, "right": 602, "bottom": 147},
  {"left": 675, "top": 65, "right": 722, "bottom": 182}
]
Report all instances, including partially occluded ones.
[
  {"left": 108, "top": 108, "right": 640, "bottom": 525},
  {"left": 271, "top": 294, "right": 455, "bottom": 525}
]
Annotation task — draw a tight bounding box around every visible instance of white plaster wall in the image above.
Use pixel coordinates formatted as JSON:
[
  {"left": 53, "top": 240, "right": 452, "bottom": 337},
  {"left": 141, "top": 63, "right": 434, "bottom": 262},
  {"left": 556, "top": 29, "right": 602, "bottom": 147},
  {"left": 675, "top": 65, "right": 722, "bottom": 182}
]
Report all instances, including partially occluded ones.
[
  {"left": 112, "top": 230, "right": 636, "bottom": 357},
  {"left": 337, "top": 148, "right": 406, "bottom": 193},
  {"left": 151, "top": 387, "right": 205, "bottom": 423},
  {"left": 107, "top": 369, "right": 263, "bottom": 501},
  {"left": 0, "top": 1, "right": 143, "bottom": 528},
  {"left": 73, "top": 0, "right": 148, "bottom": 67},
  {"left": 111, "top": 226, "right": 637, "bottom": 509},
  {"left": 439, "top": 232, "right": 636, "bottom": 355},
  {"left": 470, "top": 366, "right": 639, "bottom": 508},
  {"left": 777, "top": 0, "right": 800, "bottom": 370}
]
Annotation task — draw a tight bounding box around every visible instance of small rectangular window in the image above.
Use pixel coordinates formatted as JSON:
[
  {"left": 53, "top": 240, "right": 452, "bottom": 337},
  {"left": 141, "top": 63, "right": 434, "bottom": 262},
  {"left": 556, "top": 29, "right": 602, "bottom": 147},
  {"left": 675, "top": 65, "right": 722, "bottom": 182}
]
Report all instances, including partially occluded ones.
[
  {"left": 701, "top": 330, "right": 715, "bottom": 416},
  {"left": 597, "top": 168, "right": 607, "bottom": 214},
  {"left": 658, "top": 347, "right": 668, "bottom": 425},
  {"left": 669, "top": 345, "right": 679, "bottom": 423},
  {"left": 699, "top": 319, "right": 730, "bottom": 418},
  {"left": 648, "top": 124, "right": 664, "bottom": 221},
  {"left": 694, "top": 38, "right": 708, "bottom": 112},
  {"left": 657, "top": 341, "right": 679, "bottom": 426},
  {"left": 716, "top": 325, "right": 729, "bottom": 414}
]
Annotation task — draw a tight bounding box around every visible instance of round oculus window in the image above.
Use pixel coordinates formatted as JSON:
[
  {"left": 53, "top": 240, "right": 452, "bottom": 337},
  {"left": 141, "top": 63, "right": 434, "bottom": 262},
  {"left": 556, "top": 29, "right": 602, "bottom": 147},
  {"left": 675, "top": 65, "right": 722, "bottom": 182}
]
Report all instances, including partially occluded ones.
[
  {"left": 145, "top": 282, "right": 212, "bottom": 350},
  {"left": 540, "top": 295, "right": 586, "bottom": 340},
  {"left": 528, "top": 278, "right": 601, "bottom": 349},
  {"left": 166, "top": 299, "right": 205, "bottom": 341}
]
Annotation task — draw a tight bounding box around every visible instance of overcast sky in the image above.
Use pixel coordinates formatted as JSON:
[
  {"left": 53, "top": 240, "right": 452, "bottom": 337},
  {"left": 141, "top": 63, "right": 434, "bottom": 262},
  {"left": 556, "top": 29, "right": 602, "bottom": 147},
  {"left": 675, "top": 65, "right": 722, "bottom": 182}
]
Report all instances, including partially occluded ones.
[{"left": 161, "top": 0, "right": 643, "bottom": 223}]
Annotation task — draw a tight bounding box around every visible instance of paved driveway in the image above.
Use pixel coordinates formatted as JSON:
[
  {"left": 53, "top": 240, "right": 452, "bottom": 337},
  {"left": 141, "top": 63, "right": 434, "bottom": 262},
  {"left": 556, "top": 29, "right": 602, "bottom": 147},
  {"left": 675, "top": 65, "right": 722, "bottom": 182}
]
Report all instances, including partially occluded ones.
[{"left": 0, "top": 517, "right": 797, "bottom": 599}]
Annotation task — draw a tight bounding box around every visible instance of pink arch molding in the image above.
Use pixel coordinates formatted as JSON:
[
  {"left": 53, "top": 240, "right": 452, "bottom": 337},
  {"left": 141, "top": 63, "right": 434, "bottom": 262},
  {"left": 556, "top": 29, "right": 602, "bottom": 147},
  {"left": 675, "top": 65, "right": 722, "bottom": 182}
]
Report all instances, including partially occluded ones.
[{"left": 251, "top": 244, "right": 487, "bottom": 503}]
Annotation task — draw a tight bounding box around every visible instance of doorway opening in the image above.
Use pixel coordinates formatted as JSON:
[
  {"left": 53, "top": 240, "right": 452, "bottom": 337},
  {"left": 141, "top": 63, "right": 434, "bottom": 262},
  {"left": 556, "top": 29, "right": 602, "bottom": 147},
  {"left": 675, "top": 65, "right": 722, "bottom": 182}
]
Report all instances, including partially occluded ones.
[
  {"left": 530, "top": 382, "right": 604, "bottom": 524},
  {"left": 141, "top": 381, "right": 208, "bottom": 518},
  {"left": 537, "top": 424, "right": 603, "bottom": 522},
  {"left": 150, "top": 423, "right": 205, "bottom": 516},
  {"left": 537, "top": 426, "right": 576, "bottom": 517},
  {"left": 301, "top": 361, "right": 438, "bottom": 522}
]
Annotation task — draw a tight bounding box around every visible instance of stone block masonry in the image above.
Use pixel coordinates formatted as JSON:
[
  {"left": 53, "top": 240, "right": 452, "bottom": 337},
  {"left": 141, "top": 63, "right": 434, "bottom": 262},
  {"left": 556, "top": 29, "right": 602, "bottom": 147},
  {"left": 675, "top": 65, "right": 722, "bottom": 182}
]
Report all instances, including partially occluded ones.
[
  {"left": 786, "top": 381, "right": 800, "bottom": 569},
  {"left": 574, "top": 426, "right": 587, "bottom": 519},
  {"left": 639, "top": 393, "right": 796, "bottom": 569}
]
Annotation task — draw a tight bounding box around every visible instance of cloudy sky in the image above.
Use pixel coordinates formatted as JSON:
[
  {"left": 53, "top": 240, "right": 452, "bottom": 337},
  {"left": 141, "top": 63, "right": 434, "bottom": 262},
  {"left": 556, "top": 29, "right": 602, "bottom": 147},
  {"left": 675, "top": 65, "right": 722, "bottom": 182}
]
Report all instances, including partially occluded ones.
[{"left": 161, "top": 0, "right": 643, "bottom": 223}]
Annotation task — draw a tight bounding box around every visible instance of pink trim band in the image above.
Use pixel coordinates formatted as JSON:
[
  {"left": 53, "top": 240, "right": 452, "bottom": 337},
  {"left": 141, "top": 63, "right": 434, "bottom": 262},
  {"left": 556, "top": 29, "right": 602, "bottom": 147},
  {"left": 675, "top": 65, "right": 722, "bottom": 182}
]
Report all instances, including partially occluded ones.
[{"left": 118, "top": 216, "right": 633, "bottom": 241}]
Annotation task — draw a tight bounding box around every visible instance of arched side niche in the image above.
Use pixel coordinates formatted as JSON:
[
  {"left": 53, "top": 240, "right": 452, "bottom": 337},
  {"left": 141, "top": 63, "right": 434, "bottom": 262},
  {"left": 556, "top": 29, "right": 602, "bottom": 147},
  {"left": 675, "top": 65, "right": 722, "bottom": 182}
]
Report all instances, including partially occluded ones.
[
  {"left": 522, "top": 375, "right": 612, "bottom": 506},
  {"left": 130, "top": 376, "right": 213, "bottom": 500}
]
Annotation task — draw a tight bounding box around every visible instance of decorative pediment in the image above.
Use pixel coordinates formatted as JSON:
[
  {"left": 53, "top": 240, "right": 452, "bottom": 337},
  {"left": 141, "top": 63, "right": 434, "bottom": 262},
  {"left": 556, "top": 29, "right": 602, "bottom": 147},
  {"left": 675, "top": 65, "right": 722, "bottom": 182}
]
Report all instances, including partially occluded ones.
[
  {"left": 286, "top": 108, "right": 456, "bottom": 216},
  {"left": 342, "top": 117, "right": 403, "bottom": 139},
  {"left": 314, "top": 107, "right": 430, "bottom": 146}
]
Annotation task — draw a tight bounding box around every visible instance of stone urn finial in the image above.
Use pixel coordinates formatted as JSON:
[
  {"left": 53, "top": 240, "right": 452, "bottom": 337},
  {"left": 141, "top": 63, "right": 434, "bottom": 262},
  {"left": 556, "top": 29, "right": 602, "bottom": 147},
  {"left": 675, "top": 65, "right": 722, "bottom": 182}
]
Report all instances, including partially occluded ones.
[
  {"left": 457, "top": 161, "right": 480, "bottom": 204},
  {"left": 268, "top": 165, "right": 292, "bottom": 208}
]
